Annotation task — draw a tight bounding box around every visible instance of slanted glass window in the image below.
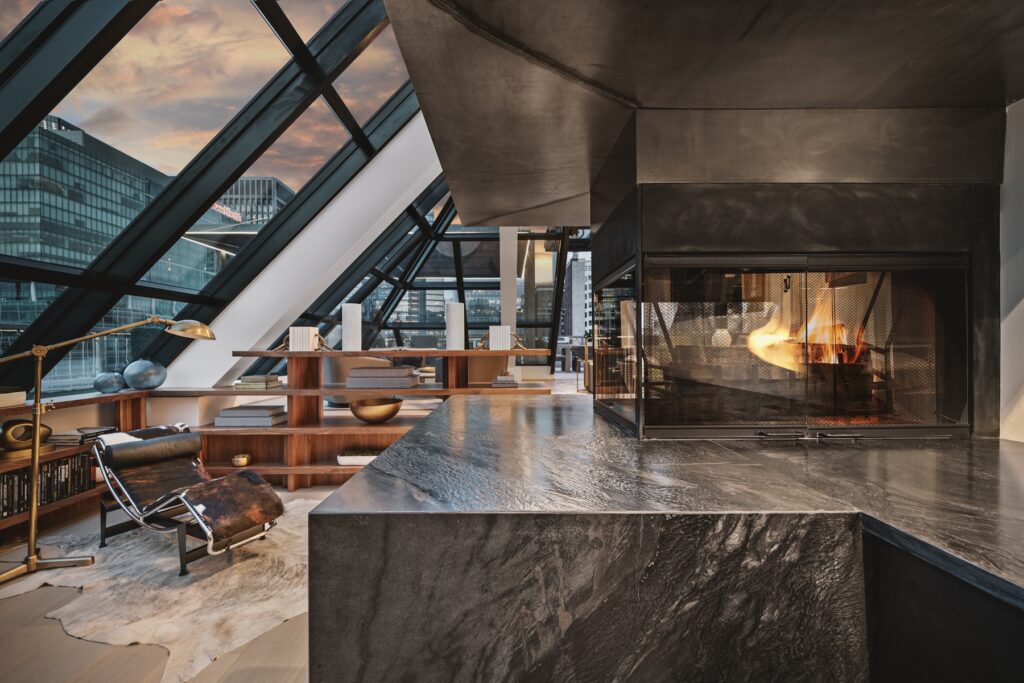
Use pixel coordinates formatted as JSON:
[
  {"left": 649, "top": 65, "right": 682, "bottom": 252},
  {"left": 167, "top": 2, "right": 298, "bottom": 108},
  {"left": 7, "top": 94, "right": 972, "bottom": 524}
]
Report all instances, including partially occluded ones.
[
  {"left": 0, "top": 1, "right": 33, "bottom": 40},
  {"left": 466, "top": 290, "right": 500, "bottom": 323},
  {"left": 0, "top": 0, "right": 290, "bottom": 270},
  {"left": 362, "top": 282, "right": 394, "bottom": 320},
  {"left": 389, "top": 289, "right": 457, "bottom": 326},
  {"left": 42, "top": 295, "right": 187, "bottom": 393},
  {"left": 0, "top": 279, "right": 66, "bottom": 357},
  {"left": 141, "top": 98, "right": 349, "bottom": 290},
  {"left": 333, "top": 25, "right": 410, "bottom": 125}
]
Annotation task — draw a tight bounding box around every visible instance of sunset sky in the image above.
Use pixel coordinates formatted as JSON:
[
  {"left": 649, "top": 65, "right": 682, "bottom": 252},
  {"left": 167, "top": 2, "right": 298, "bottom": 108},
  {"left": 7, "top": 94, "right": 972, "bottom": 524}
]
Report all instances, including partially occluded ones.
[{"left": 0, "top": 0, "right": 409, "bottom": 191}]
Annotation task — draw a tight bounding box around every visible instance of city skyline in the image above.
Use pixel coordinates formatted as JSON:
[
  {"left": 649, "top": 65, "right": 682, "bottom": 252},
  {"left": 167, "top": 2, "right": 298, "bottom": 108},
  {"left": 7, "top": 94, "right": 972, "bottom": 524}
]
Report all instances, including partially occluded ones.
[{"left": 0, "top": 1, "right": 408, "bottom": 190}]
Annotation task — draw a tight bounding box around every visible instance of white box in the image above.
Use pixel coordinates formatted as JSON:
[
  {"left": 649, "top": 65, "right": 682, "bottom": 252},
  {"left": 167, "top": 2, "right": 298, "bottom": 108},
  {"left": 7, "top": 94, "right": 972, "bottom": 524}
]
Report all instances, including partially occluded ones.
[
  {"left": 341, "top": 303, "right": 362, "bottom": 351},
  {"left": 445, "top": 302, "right": 465, "bottom": 350},
  {"left": 488, "top": 325, "right": 511, "bottom": 350},
  {"left": 289, "top": 326, "right": 318, "bottom": 352}
]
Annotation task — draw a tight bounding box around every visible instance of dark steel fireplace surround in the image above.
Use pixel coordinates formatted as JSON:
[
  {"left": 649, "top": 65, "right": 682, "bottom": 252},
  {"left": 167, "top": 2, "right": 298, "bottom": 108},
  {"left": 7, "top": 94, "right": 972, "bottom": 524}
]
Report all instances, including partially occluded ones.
[{"left": 589, "top": 111, "right": 1003, "bottom": 440}]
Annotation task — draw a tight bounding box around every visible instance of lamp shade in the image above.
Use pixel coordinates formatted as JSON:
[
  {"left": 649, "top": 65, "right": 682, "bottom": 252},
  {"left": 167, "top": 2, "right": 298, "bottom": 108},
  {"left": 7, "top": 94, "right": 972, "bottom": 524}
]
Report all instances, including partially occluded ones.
[{"left": 164, "top": 319, "right": 216, "bottom": 340}]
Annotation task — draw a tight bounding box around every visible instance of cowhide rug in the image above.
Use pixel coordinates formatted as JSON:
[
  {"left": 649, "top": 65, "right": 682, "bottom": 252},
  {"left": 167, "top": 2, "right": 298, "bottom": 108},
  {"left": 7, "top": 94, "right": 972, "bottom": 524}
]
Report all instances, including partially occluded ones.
[{"left": 0, "top": 497, "right": 321, "bottom": 682}]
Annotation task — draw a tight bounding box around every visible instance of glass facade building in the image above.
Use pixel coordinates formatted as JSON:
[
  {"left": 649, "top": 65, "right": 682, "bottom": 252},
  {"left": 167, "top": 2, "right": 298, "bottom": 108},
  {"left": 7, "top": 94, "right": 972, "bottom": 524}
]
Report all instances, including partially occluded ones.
[{"left": 0, "top": 116, "right": 288, "bottom": 391}]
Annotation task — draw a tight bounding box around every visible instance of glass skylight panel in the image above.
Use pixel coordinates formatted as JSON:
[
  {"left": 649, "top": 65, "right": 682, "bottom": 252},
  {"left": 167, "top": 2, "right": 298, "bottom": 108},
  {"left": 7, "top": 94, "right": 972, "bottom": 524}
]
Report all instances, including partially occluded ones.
[
  {"left": 333, "top": 25, "right": 411, "bottom": 125},
  {"left": 140, "top": 98, "right": 350, "bottom": 291},
  {"left": 0, "top": 279, "right": 66, "bottom": 358},
  {"left": 41, "top": 294, "right": 187, "bottom": 393},
  {"left": 0, "top": 0, "right": 34, "bottom": 41},
  {"left": 0, "top": 0, "right": 290, "bottom": 271}
]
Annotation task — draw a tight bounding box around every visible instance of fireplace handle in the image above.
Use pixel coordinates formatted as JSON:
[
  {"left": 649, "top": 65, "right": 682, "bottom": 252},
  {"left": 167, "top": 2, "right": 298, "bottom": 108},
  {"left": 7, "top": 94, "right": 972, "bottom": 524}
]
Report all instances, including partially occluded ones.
[
  {"left": 816, "top": 432, "right": 863, "bottom": 440},
  {"left": 757, "top": 431, "right": 804, "bottom": 439}
]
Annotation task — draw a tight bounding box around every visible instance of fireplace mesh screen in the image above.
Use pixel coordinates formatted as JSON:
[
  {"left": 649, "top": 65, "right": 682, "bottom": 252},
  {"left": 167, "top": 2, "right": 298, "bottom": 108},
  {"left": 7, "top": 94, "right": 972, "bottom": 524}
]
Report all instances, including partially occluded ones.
[{"left": 642, "top": 266, "right": 968, "bottom": 430}]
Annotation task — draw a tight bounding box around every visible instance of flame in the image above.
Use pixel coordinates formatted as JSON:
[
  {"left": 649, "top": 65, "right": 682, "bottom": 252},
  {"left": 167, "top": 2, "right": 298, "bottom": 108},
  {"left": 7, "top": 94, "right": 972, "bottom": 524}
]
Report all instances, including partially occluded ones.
[
  {"left": 747, "top": 313, "right": 802, "bottom": 372},
  {"left": 748, "top": 289, "right": 867, "bottom": 371}
]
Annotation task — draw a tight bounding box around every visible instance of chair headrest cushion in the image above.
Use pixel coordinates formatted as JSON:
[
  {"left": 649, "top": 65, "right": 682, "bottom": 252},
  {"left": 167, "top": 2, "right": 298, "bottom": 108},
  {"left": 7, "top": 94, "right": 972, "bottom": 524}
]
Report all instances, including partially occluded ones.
[{"left": 104, "top": 432, "right": 201, "bottom": 469}]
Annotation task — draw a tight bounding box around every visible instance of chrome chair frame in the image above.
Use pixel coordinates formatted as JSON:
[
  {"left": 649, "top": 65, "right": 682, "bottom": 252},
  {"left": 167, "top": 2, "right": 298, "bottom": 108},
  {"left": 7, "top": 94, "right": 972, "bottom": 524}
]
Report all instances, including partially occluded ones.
[{"left": 93, "top": 425, "right": 275, "bottom": 575}]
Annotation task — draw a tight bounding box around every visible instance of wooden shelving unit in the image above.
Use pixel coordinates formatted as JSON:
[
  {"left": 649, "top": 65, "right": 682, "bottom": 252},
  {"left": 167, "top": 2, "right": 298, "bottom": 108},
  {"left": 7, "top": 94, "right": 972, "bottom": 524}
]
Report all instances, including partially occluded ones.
[
  {"left": 0, "top": 443, "right": 93, "bottom": 475},
  {"left": 0, "top": 391, "right": 147, "bottom": 539},
  {"left": 198, "top": 409, "right": 430, "bottom": 492},
  {"left": 153, "top": 383, "right": 552, "bottom": 399},
  {"left": 188, "top": 349, "right": 553, "bottom": 492},
  {"left": 0, "top": 485, "right": 105, "bottom": 532}
]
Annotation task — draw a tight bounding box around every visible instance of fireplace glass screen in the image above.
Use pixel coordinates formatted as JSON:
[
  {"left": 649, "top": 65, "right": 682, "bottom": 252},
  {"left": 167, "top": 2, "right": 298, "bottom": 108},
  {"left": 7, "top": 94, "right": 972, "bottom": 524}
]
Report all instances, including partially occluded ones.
[
  {"left": 594, "top": 269, "right": 638, "bottom": 426},
  {"left": 642, "top": 265, "right": 969, "bottom": 432}
]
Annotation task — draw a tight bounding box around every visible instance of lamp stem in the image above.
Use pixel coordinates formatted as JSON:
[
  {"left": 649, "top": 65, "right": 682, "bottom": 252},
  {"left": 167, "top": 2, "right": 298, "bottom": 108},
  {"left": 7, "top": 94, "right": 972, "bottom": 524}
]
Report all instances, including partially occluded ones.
[
  {"left": 0, "top": 346, "right": 94, "bottom": 584},
  {"left": 26, "top": 350, "right": 44, "bottom": 569}
]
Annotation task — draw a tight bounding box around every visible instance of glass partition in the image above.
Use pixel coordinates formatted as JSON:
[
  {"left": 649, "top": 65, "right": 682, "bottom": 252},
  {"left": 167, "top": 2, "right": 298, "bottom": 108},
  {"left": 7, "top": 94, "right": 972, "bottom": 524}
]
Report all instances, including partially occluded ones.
[
  {"left": 641, "top": 262, "right": 969, "bottom": 434},
  {"left": 593, "top": 268, "right": 638, "bottom": 428}
]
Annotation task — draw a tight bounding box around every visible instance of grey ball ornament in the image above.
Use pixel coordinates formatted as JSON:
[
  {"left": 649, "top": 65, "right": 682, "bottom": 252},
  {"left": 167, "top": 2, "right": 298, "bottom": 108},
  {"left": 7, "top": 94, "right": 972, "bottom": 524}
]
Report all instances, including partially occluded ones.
[
  {"left": 122, "top": 359, "right": 167, "bottom": 390},
  {"left": 93, "top": 371, "right": 127, "bottom": 394}
]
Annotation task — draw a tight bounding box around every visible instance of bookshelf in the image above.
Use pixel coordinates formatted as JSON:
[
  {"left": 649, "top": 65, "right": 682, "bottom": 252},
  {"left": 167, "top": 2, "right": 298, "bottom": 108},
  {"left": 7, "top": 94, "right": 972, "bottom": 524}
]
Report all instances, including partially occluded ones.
[
  {"left": 0, "top": 391, "right": 148, "bottom": 539},
  {"left": 184, "top": 350, "right": 553, "bottom": 491}
]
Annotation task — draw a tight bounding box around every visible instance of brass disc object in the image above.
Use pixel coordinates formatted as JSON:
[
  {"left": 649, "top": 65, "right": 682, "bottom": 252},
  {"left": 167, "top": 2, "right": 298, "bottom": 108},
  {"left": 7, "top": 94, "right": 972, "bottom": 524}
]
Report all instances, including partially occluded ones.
[
  {"left": 349, "top": 398, "right": 403, "bottom": 424},
  {"left": 1, "top": 418, "right": 52, "bottom": 451}
]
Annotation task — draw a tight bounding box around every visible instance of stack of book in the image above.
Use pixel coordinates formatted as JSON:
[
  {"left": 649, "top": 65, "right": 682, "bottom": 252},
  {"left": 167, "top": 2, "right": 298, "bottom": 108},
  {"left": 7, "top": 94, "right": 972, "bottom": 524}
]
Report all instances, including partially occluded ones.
[
  {"left": 49, "top": 426, "right": 117, "bottom": 447},
  {"left": 234, "top": 374, "right": 283, "bottom": 391},
  {"left": 214, "top": 404, "right": 287, "bottom": 427},
  {"left": 492, "top": 373, "right": 519, "bottom": 389},
  {"left": 1, "top": 452, "right": 94, "bottom": 519},
  {"left": 346, "top": 366, "right": 418, "bottom": 389}
]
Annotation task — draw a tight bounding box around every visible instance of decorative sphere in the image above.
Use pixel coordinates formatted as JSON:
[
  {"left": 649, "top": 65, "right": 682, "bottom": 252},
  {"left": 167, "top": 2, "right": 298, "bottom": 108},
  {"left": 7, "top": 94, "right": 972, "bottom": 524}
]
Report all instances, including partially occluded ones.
[
  {"left": 93, "top": 371, "right": 127, "bottom": 394},
  {"left": 123, "top": 360, "right": 167, "bottom": 390}
]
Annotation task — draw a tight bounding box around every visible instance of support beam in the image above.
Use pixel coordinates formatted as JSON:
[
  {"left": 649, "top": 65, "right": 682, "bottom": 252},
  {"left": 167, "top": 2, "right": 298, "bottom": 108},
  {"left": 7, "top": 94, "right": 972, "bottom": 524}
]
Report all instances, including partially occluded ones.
[
  {"left": 252, "top": 0, "right": 378, "bottom": 155},
  {"left": 361, "top": 198, "right": 457, "bottom": 347},
  {"left": 453, "top": 241, "right": 469, "bottom": 348},
  {"left": 0, "top": 0, "right": 158, "bottom": 161},
  {"left": 548, "top": 227, "right": 571, "bottom": 371},
  {"left": 144, "top": 82, "right": 419, "bottom": 367},
  {"left": 0, "top": 0, "right": 388, "bottom": 389},
  {"left": 162, "top": 113, "right": 441, "bottom": 387}
]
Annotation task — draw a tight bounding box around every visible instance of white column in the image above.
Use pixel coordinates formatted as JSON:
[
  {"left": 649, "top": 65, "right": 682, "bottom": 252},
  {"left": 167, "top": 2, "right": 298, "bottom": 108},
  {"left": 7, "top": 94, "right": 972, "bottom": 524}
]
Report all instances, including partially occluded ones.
[{"left": 499, "top": 226, "right": 518, "bottom": 372}]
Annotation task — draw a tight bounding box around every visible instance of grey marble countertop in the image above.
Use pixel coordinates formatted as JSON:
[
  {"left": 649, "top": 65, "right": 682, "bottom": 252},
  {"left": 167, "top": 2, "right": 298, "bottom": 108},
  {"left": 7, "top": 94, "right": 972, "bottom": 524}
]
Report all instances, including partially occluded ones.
[{"left": 314, "top": 395, "right": 1024, "bottom": 604}]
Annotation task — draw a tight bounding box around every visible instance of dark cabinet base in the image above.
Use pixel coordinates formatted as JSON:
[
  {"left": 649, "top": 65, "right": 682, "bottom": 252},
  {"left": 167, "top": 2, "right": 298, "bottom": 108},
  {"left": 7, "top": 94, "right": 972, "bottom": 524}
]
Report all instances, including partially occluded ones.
[{"left": 864, "top": 531, "right": 1024, "bottom": 681}]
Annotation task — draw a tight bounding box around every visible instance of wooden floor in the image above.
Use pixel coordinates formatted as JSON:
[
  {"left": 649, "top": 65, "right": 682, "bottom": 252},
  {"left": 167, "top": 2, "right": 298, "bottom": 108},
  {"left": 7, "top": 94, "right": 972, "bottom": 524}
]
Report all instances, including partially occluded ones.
[
  {"left": 0, "top": 586, "right": 168, "bottom": 683},
  {"left": 0, "top": 490, "right": 318, "bottom": 682},
  {"left": 0, "top": 386, "right": 588, "bottom": 681}
]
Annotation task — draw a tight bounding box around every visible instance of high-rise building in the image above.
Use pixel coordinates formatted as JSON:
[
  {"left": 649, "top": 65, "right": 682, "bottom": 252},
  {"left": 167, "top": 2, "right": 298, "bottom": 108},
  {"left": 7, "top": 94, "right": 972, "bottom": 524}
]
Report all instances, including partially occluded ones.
[
  {"left": 217, "top": 177, "right": 295, "bottom": 227},
  {"left": 560, "top": 252, "right": 592, "bottom": 340},
  {"left": 0, "top": 116, "right": 288, "bottom": 390}
]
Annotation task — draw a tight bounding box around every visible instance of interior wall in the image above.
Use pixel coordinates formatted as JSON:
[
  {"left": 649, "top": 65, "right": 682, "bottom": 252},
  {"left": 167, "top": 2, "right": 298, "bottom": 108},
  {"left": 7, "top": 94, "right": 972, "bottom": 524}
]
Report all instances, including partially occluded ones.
[
  {"left": 1001, "top": 101, "right": 1024, "bottom": 442},
  {"left": 164, "top": 113, "right": 441, "bottom": 387},
  {"left": 591, "top": 107, "right": 1006, "bottom": 436}
]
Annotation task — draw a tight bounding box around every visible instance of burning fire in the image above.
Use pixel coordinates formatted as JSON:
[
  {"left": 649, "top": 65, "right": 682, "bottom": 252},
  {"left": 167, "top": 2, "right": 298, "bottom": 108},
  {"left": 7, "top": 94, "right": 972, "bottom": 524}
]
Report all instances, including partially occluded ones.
[{"left": 748, "top": 289, "right": 867, "bottom": 371}]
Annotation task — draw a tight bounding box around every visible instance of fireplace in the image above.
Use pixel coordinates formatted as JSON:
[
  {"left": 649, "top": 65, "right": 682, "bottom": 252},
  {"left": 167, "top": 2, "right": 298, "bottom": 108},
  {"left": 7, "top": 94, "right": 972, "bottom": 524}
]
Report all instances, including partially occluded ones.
[{"left": 595, "top": 256, "right": 970, "bottom": 438}]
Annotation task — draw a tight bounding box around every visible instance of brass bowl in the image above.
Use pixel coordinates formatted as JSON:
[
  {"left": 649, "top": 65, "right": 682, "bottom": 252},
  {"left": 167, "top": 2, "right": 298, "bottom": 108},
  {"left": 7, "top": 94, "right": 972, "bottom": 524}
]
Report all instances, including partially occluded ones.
[
  {"left": 349, "top": 398, "right": 402, "bottom": 424},
  {"left": 231, "top": 453, "right": 251, "bottom": 467}
]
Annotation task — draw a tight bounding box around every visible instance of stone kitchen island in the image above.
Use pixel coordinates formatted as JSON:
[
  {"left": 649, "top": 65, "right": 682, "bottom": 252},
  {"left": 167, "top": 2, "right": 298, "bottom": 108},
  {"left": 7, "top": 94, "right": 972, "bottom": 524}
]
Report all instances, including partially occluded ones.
[{"left": 309, "top": 396, "right": 1023, "bottom": 682}]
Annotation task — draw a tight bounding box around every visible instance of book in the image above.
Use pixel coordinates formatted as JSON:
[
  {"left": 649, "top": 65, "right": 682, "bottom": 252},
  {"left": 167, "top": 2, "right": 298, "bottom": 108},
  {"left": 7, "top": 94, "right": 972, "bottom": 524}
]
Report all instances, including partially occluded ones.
[
  {"left": 241, "top": 374, "right": 279, "bottom": 382},
  {"left": 345, "top": 376, "right": 419, "bottom": 389},
  {"left": 49, "top": 426, "right": 116, "bottom": 445},
  {"left": 218, "top": 405, "right": 286, "bottom": 417},
  {"left": 213, "top": 414, "right": 288, "bottom": 427},
  {"left": 234, "top": 379, "right": 283, "bottom": 388},
  {"left": 348, "top": 365, "right": 415, "bottom": 378},
  {"left": 0, "top": 452, "right": 93, "bottom": 518}
]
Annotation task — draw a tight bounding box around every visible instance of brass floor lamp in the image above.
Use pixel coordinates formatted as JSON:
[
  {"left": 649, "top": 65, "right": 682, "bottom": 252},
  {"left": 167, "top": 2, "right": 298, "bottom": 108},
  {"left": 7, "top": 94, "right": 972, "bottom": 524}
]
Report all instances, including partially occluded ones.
[{"left": 0, "top": 316, "right": 215, "bottom": 585}]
